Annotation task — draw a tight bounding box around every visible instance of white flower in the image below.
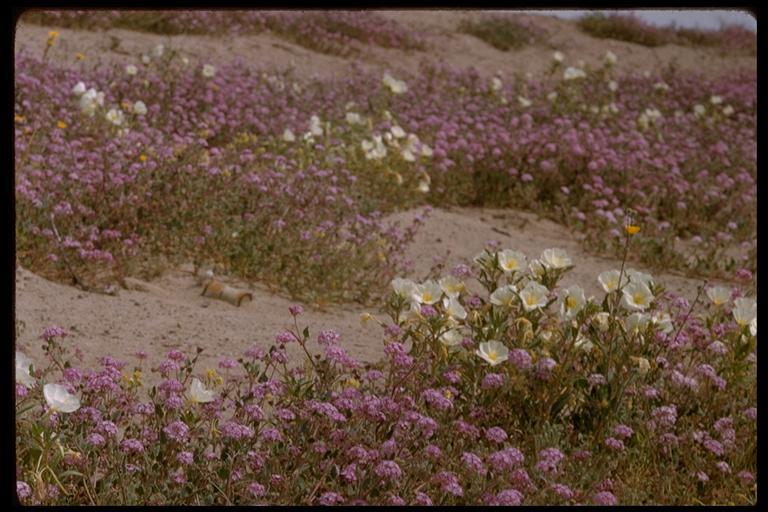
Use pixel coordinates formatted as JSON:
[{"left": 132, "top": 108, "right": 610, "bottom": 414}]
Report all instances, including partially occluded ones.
[
  {"left": 706, "top": 286, "right": 731, "bottom": 307},
  {"left": 563, "top": 66, "right": 586, "bottom": 80},
  {"left": 608, "top": 80, "right": 618, "bottom": 92},
  {"left": 132, "top": 100, "right": 147, "bottom": 115},
  {"left": 547, "top": 91, "right": 558, "bottom": 102},
  {"left": 420, "top": 144, "right": 433, "bottom": 157},
  {"left": 391, "top": 277, "right": 416, "bottom": 299},
  {"left": 125, "top": 64, "right": 138, "bottom": 76},
  {"left": 43, "top": 383, "right": 81, "bottom": 413},
  {"left": 490, "top": 285, "right": 518, "bottom": 307},
  {"left": 497, "top": 249, "right": 527, "bottom": 274},
  {"left": 402, "top": 149, "right": 416, "bottom": 162},
  {"left": 282, "top": 128, "right": 296, "bottom": 142},
  {"left": 390, "top": 125, "right": 406, "bottom": 139},
  {"left": 749, "top": 317, "right": 756, "bottom": 337},
  {"left": 346, "top": 112, "right": 362, "bottom": 125},
  {"left": 491, "top": 77, "right": 503, "bottom": 91},
  {"left": 440, "top": 329, "right": 464, "bottom": 347},
  {"left": 529, "top": 259, "right": 546, "bottom": 278},
  {"left": 398, "top": 301, "right": 423, "bottom": 324},
  {"left": 604, "top": 50, "right": 617, "bottom": 65},
  {"left": 71, "top": 81, "right": 86, "bottom": 96},
  {"left": 651, "top": 312, "right": 673, "bottom": 334},
  {"left": 633, "top": 357, "right": 651, "bottom": 374},
  {"left": 141, "top": 54, "right": 150, "bottom": 64},
  {"left": 574, "top": 333, "right": 594, "bottom": 352},
  {"left": 626, "top": 269, "right": 654, "bottom": 288},
  {"left": 732, "top": 297, "right": 756, "bottom": 328},
  {"left": 518, "top": 96, "right": 532, "bottom": 108},
  {"left": 412, "top": 280, "right": 442, "bottom": 305},
  {"left": 598, "top": 269, "right": 626, "bottom": 293},
  {"left": 181, "top": 56, "right": 189, "bottom": 66},
  {"left": 153, "top": 43, "right": 165, "bottom": 57},
  {"left": 202, "top": 64, "right": 216, "bottom": 78},
  {"left": 439, "top": 276, "right": 465, "bottom": 298},
  {"left": 382, "top": 72, "right": 407, "bottom": 94},
  {"left": 710, "top": 95, "right": 723, "bottom": 105},
  {"left": 625, "top": 312, "right": 650, "bottom": 334},
  {"left": 16, "top": 351, "right": 35, "bottom": 388},
  {"left": 443, "top": 297, "right": 467, "bottom": 320},
  {"left": 417, "top": 180, "right": 430, "bottom": 193},
  {"left": 722, "top": 105, "right": 734, "bottom": 116},
  {"left": 519, "top": 281, "right": 550, "bottom": 312},
  {"left": 559, "top": 285, "right": 585, "bottom": 319},
  {"left": 189, "top": 377, "right": 216, "bottom": 403},
  {"left": 592, "top": 312, "right": 610, "bottom": 332},
  {"left": 552, "top": 51, "right": 564, "bottom": 63},
  {"left": 309, "top": 115, "right": 323, "bottom": 137},
  {"left": 540, "top": 248, "right": 572, "bottom": 269},
  {"left": 654, "top": 81, "right": 670, "bottom": 91},
  {"left": 79, "top": 88, "right": 100, "bottom": 116},
  {"left": 476, "top": 340, "right": 509, "bottom": 366},
  {"left": 105, "top": 108, "right": 124, "bottom": 126},
  {"left": 693, "top": 104, "right": 706, "bottom": 118},
  {"left": 622, "top": 281, "right": 654, "bottom": 311}
]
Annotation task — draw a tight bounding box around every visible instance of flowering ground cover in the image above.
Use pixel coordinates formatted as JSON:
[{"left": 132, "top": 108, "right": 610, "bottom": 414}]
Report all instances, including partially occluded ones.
[{"left": 15, "top": 11, "right": 756, "bottom": 506}]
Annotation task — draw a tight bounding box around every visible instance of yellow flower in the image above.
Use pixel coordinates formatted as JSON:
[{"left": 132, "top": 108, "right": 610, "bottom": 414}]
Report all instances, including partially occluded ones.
[
  {"left": 346, "top": 377, "right": 360, "bottom": 389},
  {"left": 625, "top": 225, "right": 640, "bottom": 235},
  {"left": 75, "top": 52, "right": 86, "bottom": 61},
  {"left": 14, "top": 115, "right": 25, "bottom": 123},
  {"left": 56, "top": 120, "right": 67, "bottom": 129},
  {"left": 48, "top": 31, "right": 60, "bottom": 38},
  {"left": 360, "top": 312, "right": 374, "bottom": 326},
  {"left": 139, "top": 154, "right": 147, "bottom": 162},
  {"left": 206, "top": 368, "right": 223, "bottom": 387}
]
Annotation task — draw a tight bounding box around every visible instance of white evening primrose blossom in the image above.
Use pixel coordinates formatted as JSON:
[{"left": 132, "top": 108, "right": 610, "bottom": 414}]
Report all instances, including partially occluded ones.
[
  {"left": 417, "top": 179, "right": 430, "bottom": 193},
  {"left": 749, "top": 317, "right": 756, "bottom": 337},
  {"left": 622, "top": 281, "right": 654, "bottom": 311},
  {"left": 529, "top": 259, "right": 546, "bottom": 278},
  {"left": 490, "top": 285, "right": 518, "bottom": 307},
  {"left": 398, "top": 301, "right": 423, "bottom": 325},
  {"left": 391, "top": 277, "right": 416, "bottom": 299},
  {"left": 189, "top": 377, "right": 216, "bottom": 403},
  {"left": 693, "top": 104, "right": 706, "bottom": 118},
  {"left": 553, "top": 51, "right": 564, "bottom": 63},
  {"left": 547, "top": 91, "right": 558, "bottom": 102},
  {"left": 654, "top": 81, "right": 670, "bottom": 92},
  {"left": 282, "top": 128, "right": 296, "bottom": 142},
  {"left": 202, "top": 64, "right": 216, "bottom": 78},
  {"left": 519, "top": 281, "right": 550, "bottom": 312},
  {"left": 574, "top": 333, "right": 594, "bottom": 352},
  {"left": 722, "top": 105, "right": 734, "bottom": 116},
  {"left": 440, "top": 329, "right": 464, "bottom": 347},
  {"left": 651, "top": 312, "right": 673, "bottom": 334},
  {"left": 604, "top": 50, "right": 617, "bottom": 65},
  {"left": 105, "top": 108, "right": 124, "bottom": 126},
  {"left": 518, "top": 96, "right": 532, "bottom": 108},
  {"left": 309, "top": 115, "right": 323, "bottom": 137},
  {"left": 125, "top": 64, "right": 138, "bottom": 76},
  {"left": 383, "top": 72, "right": 407, "bottom": 94},
  {"left": 141, "top": 54, "right": 151, "bottom": 64},
  {"left": 79, "top": 88, "right": 101, "bottom": 116},
  {"left": 439, "top": 276, "right": 465, "bottom": 298},
  {"left": 608, "top": 80, "right": 618, "bottom": 92},
  {"left": 625, "top": 312, "right": 650, "bottom": 334},
  {"left": 43, "top": 383, "right": 81, "bottom": 413},
  {"left": 346, "top": 112, "right": 362, "bottom": 125},
  {"left": 593, "top": 312, "right": 610, "bottom": 332},
  {"left": 72, "top": 81, "right": 86, "bottom": 96},
  {"left": 732, "top": 297, "right": 756, "bottom": 328},
  {"left": 633, "top": 357, "right": 651, "bottom": 375},
  {"left": 402, "top": 149, "right": 416, "bottom": 162},
  {"left": 412, "top": 281, "right": 442, "bottom": 305},
  {"left": 541, "top": 248, "right": 572, "bottom": 270},
  {"left": 443, "top": 297, "right": 467, "bottom": 320},
  {"left": 390, "top": 125, "right": 406, "bottom": 139},
  {"left": 706, "top": 286, "right": 731, "bottom": 306},
  {"left": 133, "top": 100, "right": 147, "bottom": 115},
  {"left": 476, "top": 340, "right": 509, "bottom": 366},
  {"left": 598, "top": 269, "right": 626, "bottom": 293},
  {"left": 558, "top": 285, "right": 586, "bottom": 319},
  {"left": 16, "top": 351, "right": 35, "bottom": 388},
  {"left": 153, "top": 43, "right": 165, "bottom": 57},
  {"left": 710, "top": 95, "right": 723, "bottom": 105},
  {"left": 491, "top": 76, "right": 503, "bottom": 91},
  {"left": 626, "top": 269, "right": 654, "bottom": 288},
  {"left": 497, "top": 249, "right": 527, "bottom": 274},
  {"left": 563, "top": 66, "right": 586, "bottom": 80}
]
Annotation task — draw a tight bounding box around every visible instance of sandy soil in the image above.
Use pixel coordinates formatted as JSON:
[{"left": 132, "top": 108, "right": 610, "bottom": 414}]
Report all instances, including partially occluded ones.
[{"left": 14, "top": 11, "right": 751, "bottom": 380}]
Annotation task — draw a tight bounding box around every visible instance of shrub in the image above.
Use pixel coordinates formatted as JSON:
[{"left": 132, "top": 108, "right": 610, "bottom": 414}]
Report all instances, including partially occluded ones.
[{"left": 458, "top": 14, "right": 548, "bottom": 51}]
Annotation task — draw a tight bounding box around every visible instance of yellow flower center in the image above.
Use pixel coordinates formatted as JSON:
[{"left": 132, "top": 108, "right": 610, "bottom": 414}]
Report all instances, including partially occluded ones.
[
  {"left": 566, "top": 296, "right": 577, "bottom": 310},
  {"left": 487, "top": 350, "right": 497, "bottom": 361},
  {"left": 57, "top": 121, "right": 66, "bottom": 129},
  {"left": 625, "top": 225, "right": 640, "bottom": 235},
  {"left": 633, "top": 292, "right": 645, "bottom": 304},
  {"left": 526, "top": 295, "right": 538, "bottom": 306},
  {"left": 422, "top": 292, "right": 432, "bottom": 303}
]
